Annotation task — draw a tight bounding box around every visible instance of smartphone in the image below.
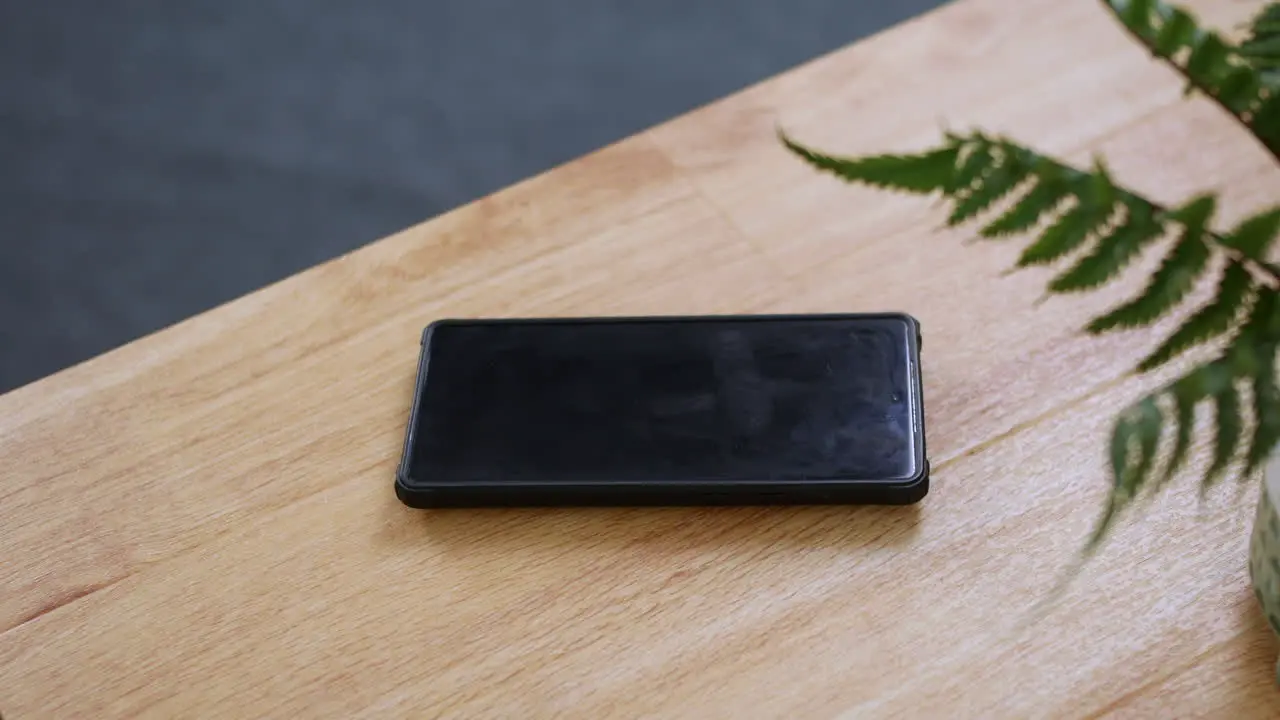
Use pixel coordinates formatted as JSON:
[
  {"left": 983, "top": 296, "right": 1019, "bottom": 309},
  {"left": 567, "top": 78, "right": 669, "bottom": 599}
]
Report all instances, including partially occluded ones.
[{"left": 395, "top": 313, "right": 927, "bottom": 507}]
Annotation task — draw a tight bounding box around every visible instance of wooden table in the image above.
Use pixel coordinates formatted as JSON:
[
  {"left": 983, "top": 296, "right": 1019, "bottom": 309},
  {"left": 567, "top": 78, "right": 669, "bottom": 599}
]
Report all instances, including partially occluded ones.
[{"left": 4, "top": 0, "right": 1280, "bottom": 716}]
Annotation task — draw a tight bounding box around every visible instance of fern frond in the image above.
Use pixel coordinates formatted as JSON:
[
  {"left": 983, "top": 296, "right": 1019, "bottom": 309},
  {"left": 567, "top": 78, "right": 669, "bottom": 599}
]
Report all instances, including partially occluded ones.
[
  {"left": 1239, "top": 4, "right": 1280, "bottom": 84},
  {"left": 1153, "top": 5, "right": 1196, "bottom": 55},
  {"left": 777, "top": 133, "right": 961, "bottom": 194},
  {"left": 1247, "top": 286, "right": 1280, "bottom": 348},
  {"left": 1016, "top": 162, "right": 1118, "bottom": 267},
  {"left": 1099, "top": 0, "right": 1280, "bottom": 161},
  {"left": 1233, "top": 292, "right": 1280, "bottom": 473},
  {"left": 782, "top": 133, "right": 1279, "bottom": 369},
  {"left": 1159, "top": 382, "right": 1197, "bottom": 488},
  {"left": 1138, "top": 262, "right": 1254, "bottom": 371},
  {"left": 1185, "top": 33, "right": 1232, "bottom": 86},
  {"left": 1250, "top": 349, "right": 1280, "bottom": 472},
  {"left": 1095, "top": 291, "right": 1280, "bottom": 541},
  {"left": 1087, "top": 195, "right": 1215, "bottom": 332},
  {"left": 948, "top": 144, "right": 1032, "bottom": 226},
  {"left": 979, "top": 162, "right": 1077, "bottom": 237},
  {"left": 1089, "top": 393, "right": 1164, "bottom": 550},
  {"left": 947, "top": 134, "right": 994, "bottom": 194},
  {"left": 1017, "top": 203, "right": 1103, "bottom": 266},
  {"left": 1206, "top": 380, "right": 1243, "bottom": 486},
  {"left": 1129, "top": 397, "right": 1165, "bottom": 495},
  {"left": 1049, "top": 200, "right": 1164, "bottom": 293},
  {"left": 782, "top": 3, "right": 1280, "bottom": 558},
  {"left": 782, "top": 133, "right": 1278, "bottom": 358},
  {"left": 1217, "top": 66, "right": 1264, "bottom": 114},
  {"left": 1253, "top": 94, "right": 1280, "bottom": 151},
  {"left": 1221, "top": 206, "right": 1280, "bottom": 259},
  {"left": 1093, "top": 354, "right": 1240, "bottom": 544}
]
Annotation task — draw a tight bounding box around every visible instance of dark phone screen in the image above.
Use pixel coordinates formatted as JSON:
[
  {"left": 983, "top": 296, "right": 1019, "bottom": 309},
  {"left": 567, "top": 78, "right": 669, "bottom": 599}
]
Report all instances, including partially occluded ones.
[{"left": 406, "top": 316, "right": 921, "bottom": 486}]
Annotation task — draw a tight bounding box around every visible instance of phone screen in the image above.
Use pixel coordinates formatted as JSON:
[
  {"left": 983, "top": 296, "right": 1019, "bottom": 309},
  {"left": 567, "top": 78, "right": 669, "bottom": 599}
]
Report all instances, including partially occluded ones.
[{"left": 406, "top": 315, "right": 922, "bottom": 486}]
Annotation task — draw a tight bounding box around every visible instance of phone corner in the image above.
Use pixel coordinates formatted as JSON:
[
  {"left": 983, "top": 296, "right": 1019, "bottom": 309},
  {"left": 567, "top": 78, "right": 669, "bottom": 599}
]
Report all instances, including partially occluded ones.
[
  {"left": 394, "top": 472, "right": 435, "bottom": 509},
  {"left": 421, "top": 319, "right": 454, "bottom": 346},
  {"left": 887, "top": 311, "right": 922, "bottom": 336},
  {"left": 892, "top": 461, "right": 930, "bottom": 504}
]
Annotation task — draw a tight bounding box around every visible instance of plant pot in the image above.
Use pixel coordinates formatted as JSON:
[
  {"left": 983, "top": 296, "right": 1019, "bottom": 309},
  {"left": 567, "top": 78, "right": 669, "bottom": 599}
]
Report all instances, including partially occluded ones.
[{"left": 1249, "top": 453, "right": 1280, "bottom": 682}]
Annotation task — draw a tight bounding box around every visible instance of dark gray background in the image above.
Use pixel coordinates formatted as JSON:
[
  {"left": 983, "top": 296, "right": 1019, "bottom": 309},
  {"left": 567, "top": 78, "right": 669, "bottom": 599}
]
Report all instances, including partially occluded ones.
[{"left": 0, "top": 1, "right": 945, "bottom": 393}]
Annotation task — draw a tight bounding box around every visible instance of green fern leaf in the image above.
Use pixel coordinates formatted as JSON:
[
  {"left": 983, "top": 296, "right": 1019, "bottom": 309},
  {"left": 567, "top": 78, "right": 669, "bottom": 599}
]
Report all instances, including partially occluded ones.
[
  {"left": 1153, "top": 6, "right": 1196, "bottom": 55},
  {"left": 1248, "top": 347, "right": 1280, "bottom": 472},
  {"left": 1109, "top": 409, "right": 1140, "bottom": 500},
  {"left": 1049, "top": 201, "right": 1163, "bottom": 293},
  {"left": 1101, "top": 1, "right": 1279, "bottom": 157},
  {"left": 1227, "top": 291, "right": 1280, "bottom": 473},
  {"left": 1099, "top": 396, "right": 1163, "bottom": 543},
  {"left": 1240, "top": 4, "right": 1280, "bottom": 82},
  {"left": 1220, "top": 206, "right": 1280, "bottom": 259},
  {"left": 1257, "top": 94, "right": 1280, "bottom": 124},
  {"left": 1161, "top": 359, "right": 1236, "bottom": 488},
  {"left": 1185, "top": 33, "right": 1231, "bottom": 87},
  {"left": 1086, "top": 231, "right": 1209, "bottom": 331},
  {"left": 1251, "top": 94, "right": 1280, "bottom": 146},
  {"left": 947, "top": 146, "right": 1032, "bottom": 226},
  {"left": 1088, "top": 157, "right": 1118, "bottom": 210},
  {"left": 1016, "top": 161, "right": 1117, "bottom": 266},
  {"left": 1253, "top": 283, "right": 1280, "bottom": 341},
  {"left": 1242, "top": 35, "right": 1280, "bottom": 59},
  {"left": 1245, "top": 4, "right": 1280, "bottom": 36},
  {"left": 781, "top": 105, "right": 1280, "bottom": 559},
  {"left": 1160, "top": 383, "right": 1198, "bottom": 487},
  {"left": 1129, "top": 396, "right": 1164, "bottom": 496},
  {"left": 1086, "top": 195, "right": 1215, "bottom": 332},
  {"left": 778, "top": 134, "right": 961, "bottom": 195},
  {"left": 1086, "top": 498, "right": 1120, "bottom": 553},
  {"left": 1017, "top": 204, "right": 1094, "bottom": 266},
  {"left": 1205, "top": 380, "right": 1242, "bottom": 486},
  {"left": 1138, "top": 262, "right": 1254, "bottom": 371},
  {"left": 1105, "top": 0, "right": 1157, "bottom": 38},
  {"left": 947, "top": 137, "right": 995, "bottom": 194},
  {"left": 1217, "top": 66, "right": 1263, "bottom": 114},
  {"left": 1241, "top": 36, "right": 1280, "bottom": 67},
  {"left": 1165, "top": 193, "right": 1218, "bottom": 229},
  {"left": 1231, "top": 290, "right": 1280, "bottom": 371},
  {"left": 1091, "top": 355, "right": 1222, "bottom": 551},
  {"left": 979, "top": 166, "right": 1072, "bottom": 237},
  {"left": 1179, "top": 355, "right": 1236, "bottom": 398}
]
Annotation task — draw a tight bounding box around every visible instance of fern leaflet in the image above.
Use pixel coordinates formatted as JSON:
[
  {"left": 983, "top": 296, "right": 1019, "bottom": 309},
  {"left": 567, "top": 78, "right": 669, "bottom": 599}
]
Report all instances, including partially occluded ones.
[
  {"left": 1099, "top": 0, "right": 1280, "bottom": 161},
  {"left": 1087, "top": 195, "right": 1215, "bottom": 332},
  {"left": 1049, "top": 200, "right": 1163, "bottom": 293},
  {"left": 1239, "top": 4, "right": 1280, "bottom": 85},
  {"left": 1137, "top": 262, "right": 1254, "bottom": 371},
  {"left": 1221, "top": 207, "right": 1280, "bottom": 260}
]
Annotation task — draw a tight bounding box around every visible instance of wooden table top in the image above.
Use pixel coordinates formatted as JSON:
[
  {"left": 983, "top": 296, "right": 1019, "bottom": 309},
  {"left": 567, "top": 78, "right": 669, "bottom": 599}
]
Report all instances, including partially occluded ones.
[{"left": 5, "top": 0, "right": 1280, "bottom": 716}]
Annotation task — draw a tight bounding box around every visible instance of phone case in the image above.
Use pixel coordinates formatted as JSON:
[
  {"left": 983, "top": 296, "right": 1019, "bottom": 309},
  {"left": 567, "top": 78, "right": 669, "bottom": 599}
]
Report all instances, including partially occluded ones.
[{"left": 396, "top": 313, "right": 928, "bottom": 508}]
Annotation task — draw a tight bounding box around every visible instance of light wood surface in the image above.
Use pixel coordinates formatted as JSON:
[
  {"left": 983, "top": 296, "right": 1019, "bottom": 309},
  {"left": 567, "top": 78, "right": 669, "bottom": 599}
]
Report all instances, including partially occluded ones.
[{"left": 4, "top": 0, "right": 1280, "bottom": 716}]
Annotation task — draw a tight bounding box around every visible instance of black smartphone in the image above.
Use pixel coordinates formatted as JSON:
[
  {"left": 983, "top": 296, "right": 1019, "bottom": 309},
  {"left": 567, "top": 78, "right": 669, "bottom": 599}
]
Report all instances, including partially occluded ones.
[{"left": 395, "top": 313, "right": 927, "bottom": 507}]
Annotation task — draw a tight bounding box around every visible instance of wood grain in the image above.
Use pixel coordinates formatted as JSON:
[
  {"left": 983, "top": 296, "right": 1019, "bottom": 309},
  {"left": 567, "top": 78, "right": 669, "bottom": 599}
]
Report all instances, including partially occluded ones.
[{"left": 3, "top": 0, "right": 1279, "bottom": 716}]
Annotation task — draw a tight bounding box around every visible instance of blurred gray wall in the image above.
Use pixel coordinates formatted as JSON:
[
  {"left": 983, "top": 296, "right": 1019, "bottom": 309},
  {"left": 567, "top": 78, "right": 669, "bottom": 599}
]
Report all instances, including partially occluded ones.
[{"left": 0, "top": 0, "right": 947, "bottom": 392}]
